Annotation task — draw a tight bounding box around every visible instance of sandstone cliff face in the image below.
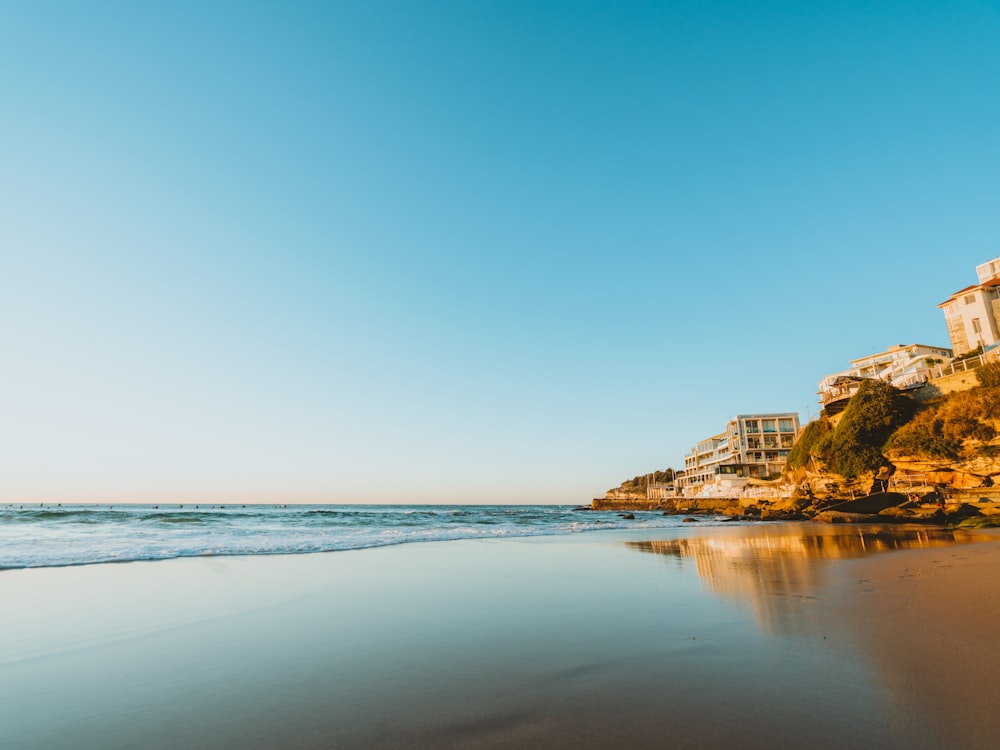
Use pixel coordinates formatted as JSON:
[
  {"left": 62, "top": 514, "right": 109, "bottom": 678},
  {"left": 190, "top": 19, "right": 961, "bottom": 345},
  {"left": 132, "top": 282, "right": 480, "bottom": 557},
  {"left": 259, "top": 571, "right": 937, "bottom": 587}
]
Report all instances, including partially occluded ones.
[
  {"left": 787, "top": 451, "right": 1000, "bottom": 500},
  {"left": 880, "top": 381, "right": 1000, "bottom": 485},
  {"left": 784, "top": 466, "right": 877, "bottom": 500},
  {"left": 884, "top": 453, "right": 1000, "bottom": 489},
  {"left": 592, "top": 495, "right": 665, "bottom": 511},
  {"left": 887, "top": 456, "right": 977, "bottom": 474}
]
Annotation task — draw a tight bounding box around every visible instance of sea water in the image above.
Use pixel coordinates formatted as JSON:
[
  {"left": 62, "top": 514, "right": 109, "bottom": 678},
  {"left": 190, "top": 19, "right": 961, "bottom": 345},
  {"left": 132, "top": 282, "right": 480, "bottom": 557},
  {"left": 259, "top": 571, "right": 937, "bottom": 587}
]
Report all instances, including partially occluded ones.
[{"left": 0, "top": 503, "right": 717, "bottom": 569}]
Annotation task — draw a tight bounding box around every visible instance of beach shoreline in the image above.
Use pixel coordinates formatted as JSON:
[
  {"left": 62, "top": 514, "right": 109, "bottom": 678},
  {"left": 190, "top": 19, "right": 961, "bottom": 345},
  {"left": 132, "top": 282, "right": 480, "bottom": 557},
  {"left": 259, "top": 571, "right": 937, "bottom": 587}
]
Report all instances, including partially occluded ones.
[{"left": 2, "top": 525, "right": 999, "bottom": 749}]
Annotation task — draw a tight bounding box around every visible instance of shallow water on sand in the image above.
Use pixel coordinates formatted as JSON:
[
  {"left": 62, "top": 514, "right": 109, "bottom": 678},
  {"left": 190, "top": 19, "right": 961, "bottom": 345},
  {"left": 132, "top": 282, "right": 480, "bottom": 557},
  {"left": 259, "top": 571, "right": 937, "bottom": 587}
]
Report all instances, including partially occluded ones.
[{"left": 0, "top": 524, "right": 990, "bottom": 749}]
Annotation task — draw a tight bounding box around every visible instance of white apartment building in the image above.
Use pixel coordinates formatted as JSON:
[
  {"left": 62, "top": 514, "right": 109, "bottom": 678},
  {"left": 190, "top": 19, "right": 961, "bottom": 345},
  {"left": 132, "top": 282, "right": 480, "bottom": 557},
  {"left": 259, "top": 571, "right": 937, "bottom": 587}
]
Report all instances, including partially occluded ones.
[
  {"left": 677, "top": 413, "right": 801, "bottom": 494},
  {"left": 939, "top": 256, "right": 1000, "bottom": 355},
  {"left": 818, "top": 343, "right": 953, "bottom": 412},
  {"left": 847, "top": 343, "right": 953, "bottom": 380}
]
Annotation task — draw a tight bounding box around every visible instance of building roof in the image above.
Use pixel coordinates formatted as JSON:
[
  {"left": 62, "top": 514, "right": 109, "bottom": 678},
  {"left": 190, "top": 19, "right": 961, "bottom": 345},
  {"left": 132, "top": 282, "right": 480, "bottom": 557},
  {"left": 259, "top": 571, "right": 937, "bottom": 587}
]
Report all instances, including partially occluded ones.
[
  {"left": 731, "top": 412, "right": 800, "bottom": 419},
  {"left": 847, "top": 343, "right": 952, "bottom": 366},
  {"left": 938, "top": 278, "right": 1000, "bottom": 307}
]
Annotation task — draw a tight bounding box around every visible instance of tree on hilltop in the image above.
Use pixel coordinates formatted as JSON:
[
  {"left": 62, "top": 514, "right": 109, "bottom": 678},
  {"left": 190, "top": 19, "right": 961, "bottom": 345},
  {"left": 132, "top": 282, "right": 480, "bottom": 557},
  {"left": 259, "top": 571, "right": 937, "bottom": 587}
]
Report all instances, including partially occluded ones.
[
  {"left": 824, "top": 380, "right": 916, "bottom": 478},
  {"left": 788, "top": 381, "right": 916, "bottom": 478},
  {"left": 610, "top": 468, "right": 675, "bottom": 493}
]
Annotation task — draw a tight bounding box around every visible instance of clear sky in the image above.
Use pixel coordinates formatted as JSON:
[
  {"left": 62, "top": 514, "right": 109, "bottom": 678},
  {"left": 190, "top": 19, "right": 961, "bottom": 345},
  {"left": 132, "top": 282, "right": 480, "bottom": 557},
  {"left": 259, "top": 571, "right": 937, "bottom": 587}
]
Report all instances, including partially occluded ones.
[{"left": 1, "top": 1, "right": 998, "bottom": 504}]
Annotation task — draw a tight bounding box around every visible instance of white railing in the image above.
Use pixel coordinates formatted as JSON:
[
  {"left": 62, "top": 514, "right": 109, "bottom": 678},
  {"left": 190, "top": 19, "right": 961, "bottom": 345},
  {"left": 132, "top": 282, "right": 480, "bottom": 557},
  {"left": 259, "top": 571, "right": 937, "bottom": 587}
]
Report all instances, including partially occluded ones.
[
  {"left": 820, "top": 382, "right": 862, "bottom": 406},
  {"left": 927, "top": 348, "right": 999, "bottom": 380},
  {"left": 741, "top": 485, "right": 796, "bottom": 499},
  {"left": 682, "top": 482, "right": 796, "bottom": 500},
  {"left": 888, "top": 472, "right": 932, "bottom": 493},
  {"left": 820, "top": 350, "right": 999, "bottom": 405}
]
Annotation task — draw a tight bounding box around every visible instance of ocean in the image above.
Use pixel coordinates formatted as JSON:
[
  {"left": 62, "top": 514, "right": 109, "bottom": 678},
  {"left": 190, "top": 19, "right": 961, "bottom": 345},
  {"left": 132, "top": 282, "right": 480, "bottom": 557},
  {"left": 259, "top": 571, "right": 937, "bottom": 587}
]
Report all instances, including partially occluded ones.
[{"left": 0, "top": 503, "right": 721, "bottom": 569}]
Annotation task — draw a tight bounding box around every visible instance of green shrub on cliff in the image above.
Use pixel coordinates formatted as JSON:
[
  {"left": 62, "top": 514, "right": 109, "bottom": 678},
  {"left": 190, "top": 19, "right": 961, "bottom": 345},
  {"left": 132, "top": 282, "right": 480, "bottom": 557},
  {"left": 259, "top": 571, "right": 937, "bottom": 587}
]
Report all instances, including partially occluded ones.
[
  {"left": 611, "top": 469, "right": 675, "bottom": 493},
  {"left": 825, "top": 380, "right": 917, "bottom": 478},
  {"left": 934, "top": 386, "right": 1000, "bottom": 430},
  {"left": 885, "top": 385, "right": 1000, "bottom": 459},
  {"left": 954, "top": 345, "right": 984, "bottom": 363},
  {"left": 977, "top": 362, "right": 1000, "bottom": 388},
  {"left": 885, "top": 409, "right": 962, "bottom": 459},
  {"left": 786, "top": 417, "right": 831, "bottom": 469}
]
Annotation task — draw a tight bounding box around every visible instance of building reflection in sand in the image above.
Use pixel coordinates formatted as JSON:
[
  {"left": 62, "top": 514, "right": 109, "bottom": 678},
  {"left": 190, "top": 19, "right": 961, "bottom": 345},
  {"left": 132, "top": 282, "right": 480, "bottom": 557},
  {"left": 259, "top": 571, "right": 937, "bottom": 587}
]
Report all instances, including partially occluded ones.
[{"left": 626, "top": 525, "right": 985, "bottom": 635}]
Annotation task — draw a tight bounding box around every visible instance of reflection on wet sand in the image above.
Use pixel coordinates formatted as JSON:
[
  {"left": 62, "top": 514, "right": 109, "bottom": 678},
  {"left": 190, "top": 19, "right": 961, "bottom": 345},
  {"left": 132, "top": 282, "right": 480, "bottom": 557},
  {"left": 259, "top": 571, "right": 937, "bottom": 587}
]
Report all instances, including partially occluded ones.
[{"left": 626, "top": 525, "right": 988, "bottom": 635}]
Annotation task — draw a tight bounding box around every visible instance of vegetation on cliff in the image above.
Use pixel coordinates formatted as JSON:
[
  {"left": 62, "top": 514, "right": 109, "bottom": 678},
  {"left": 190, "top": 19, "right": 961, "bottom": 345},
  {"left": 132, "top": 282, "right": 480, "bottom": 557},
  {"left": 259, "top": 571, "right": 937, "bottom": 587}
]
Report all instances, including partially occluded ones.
[
  {"left": 884, "top": 371, "right": 1000, "bottom": 460},
  {"left": 829, "top": 380, "right": 918, "bottom": 476},
  {"left": 788, "top": 380, "right": 917, "bottom": 478},
  {"left": 884, "top": 409, "right": 964, "bottom": 459},
  {"left": 976, "top": 361, "right": 1000, "bottom": 388},
  {"left": 608, "top": 469, "right": 675, "bottom": 494},
  {"left": 786, "top": 416, "right": 831, "bottom": 470},
  {"left": 788, "top": 364, "right": 1000, "bottom": 482}
]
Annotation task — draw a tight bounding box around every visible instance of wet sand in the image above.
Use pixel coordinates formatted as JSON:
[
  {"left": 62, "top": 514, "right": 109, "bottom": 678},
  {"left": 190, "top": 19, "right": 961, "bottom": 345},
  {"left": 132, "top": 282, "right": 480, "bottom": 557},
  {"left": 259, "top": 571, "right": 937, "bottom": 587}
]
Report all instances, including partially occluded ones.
[
  {"left": 822, "top": 529, "right": 1000, "bottom": 749},
  {"left": 1, "top": 524, "right": 998, "bottom": 749}
]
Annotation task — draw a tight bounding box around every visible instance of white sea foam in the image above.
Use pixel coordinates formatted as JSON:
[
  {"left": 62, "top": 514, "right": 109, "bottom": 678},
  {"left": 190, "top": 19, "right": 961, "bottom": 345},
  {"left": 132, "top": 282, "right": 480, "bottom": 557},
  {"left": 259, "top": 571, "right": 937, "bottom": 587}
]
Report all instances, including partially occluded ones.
[{"left": 0, "top": 504, "right": 730, "bottom": 569}]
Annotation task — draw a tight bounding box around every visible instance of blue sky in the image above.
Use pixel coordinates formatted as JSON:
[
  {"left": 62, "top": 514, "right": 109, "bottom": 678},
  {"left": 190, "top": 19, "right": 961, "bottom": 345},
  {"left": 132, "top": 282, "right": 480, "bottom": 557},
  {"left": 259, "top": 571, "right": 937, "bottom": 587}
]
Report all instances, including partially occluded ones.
[{"left": 1, "top": 1, "right": 998, "bottom": 503}]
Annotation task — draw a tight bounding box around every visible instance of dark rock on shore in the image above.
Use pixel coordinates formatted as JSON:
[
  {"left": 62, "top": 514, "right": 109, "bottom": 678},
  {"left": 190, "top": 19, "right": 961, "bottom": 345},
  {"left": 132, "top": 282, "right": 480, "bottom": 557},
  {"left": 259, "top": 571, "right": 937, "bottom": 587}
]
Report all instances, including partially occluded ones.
[
  {"left": 825, "top": 492, "right": 908, "bottom": 515},
  {"left": 593, "top": 490, "right": 1000, "bottom": 526},
  {"left": 949, "top": 503, "right": 985, "bottom": 521}
]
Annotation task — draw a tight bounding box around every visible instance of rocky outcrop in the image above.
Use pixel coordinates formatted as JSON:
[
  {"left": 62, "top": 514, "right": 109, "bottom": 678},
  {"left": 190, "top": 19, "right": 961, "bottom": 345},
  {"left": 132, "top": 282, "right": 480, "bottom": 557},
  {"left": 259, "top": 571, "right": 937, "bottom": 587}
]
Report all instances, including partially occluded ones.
[
  {"left": 593, "top": 487, "right": 1000, "bottom": 526},
  {"left": 787, "top": 453, "right": 1000, "bottom": 501},
  {"left": 886, "top": 453, "right": 1000, "bottom": 488},
  {"left": 591, "top": 497, "right": 669, "bottom": 512},
  {"left": 823, "top": 492, "right": 909, "bottom": 514},
  {"left": 594, "top": 442, "right": 1000, "bottom": 525}
]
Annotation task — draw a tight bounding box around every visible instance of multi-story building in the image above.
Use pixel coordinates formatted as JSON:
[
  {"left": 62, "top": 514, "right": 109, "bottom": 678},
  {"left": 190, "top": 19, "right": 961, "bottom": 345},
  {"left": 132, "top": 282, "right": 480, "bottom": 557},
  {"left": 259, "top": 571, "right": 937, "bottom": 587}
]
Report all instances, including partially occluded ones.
[
  {"left": 939, "top": 257, "right": 1000, "bottom": 355},
  {"left": 677, "top": 413, "right": 801, "bottom": 495},
  {"left": 818, "top": 343, "right": 952, "bottom": 414}
]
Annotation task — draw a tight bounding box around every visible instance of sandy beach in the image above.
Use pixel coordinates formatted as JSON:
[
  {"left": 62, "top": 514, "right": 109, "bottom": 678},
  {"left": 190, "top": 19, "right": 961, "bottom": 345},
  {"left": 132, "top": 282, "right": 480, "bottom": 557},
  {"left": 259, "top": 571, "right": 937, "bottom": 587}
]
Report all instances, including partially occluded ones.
[
  {"left": 1, "top": 524, "right": 998, "bottom": 749},
  {"left": 822, "top": 529, "right": 1000, "bottom": 749}
]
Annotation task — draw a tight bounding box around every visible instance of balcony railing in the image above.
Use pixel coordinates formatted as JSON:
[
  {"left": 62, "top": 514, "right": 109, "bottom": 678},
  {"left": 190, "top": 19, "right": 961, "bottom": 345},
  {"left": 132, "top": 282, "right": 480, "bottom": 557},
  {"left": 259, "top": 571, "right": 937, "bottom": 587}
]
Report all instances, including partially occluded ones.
[
  {"left": 820, "top": 349, "right": 999, "bottom": 410},
  {"left": 925, "top": 348, "right": 1000, "bottom": 380},
  {"left": 819, "top": 381, "right": 863, "bottom": 406}
]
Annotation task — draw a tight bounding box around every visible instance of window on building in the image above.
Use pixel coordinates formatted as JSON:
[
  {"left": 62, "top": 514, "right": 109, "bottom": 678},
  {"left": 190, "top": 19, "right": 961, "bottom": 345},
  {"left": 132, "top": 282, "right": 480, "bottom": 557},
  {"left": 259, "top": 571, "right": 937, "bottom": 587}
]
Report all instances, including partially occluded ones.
[
  {"left": 965, "top": 295, "right": 976, "bottom": 304},
  {"left": 778, "top": 418, "right": 794, "bottom": 432},
  {"left": 973, "top": 318, "right": 982, "bottom": 334},
  {"left": 761, "top": 419, "right": 777, "bottom": 433},
  {"left": 745, "top": 420, "right": 759, "bottom": 433}
]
